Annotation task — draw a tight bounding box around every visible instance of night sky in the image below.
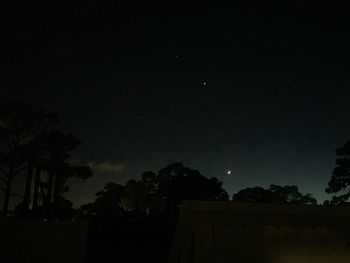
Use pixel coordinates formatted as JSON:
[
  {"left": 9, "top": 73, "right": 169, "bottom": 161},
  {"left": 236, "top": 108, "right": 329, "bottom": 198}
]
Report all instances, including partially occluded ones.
[{"left": 2, "top": 2, "right": 350, "bottom": 207}]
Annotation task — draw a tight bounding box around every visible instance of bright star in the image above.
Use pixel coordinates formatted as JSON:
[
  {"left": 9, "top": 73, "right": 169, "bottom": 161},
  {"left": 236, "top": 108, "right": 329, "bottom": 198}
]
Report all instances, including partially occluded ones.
[{"left": 227, "top": 170, "right": 231, "bottom": 175}]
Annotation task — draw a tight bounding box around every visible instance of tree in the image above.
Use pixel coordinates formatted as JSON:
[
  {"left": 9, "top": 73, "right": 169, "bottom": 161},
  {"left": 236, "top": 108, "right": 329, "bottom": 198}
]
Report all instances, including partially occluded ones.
[
  {"left": 0, "top": 101, "right": 93, "bottom": 218},
  {"left": 232, "top": 184, "right": 317, "bottom": 205},
  {"left": 121, "top": 179, "right": 147, "bottom": 212},
  {"left": 119, "top": 172, "right": 166, "bottom": 214},
  {"left": 156, "top": 163, "right": 229, "bottom": 217},
  {"left": 232, "top": 186, "right": 270, "bottom": 203},
  {"left": 326, "top": 141, "right": 350, "bottom": 205},
  {"left": 81, "top": 163, "right": 229, "bottom": 218},
  {"left": 80, "top": 182, "right": 125, "bottom": 216},
  {"left": 0, "top": 100, "right": 58, "bottom": 215},
  {"left": 30, "top": 130, "right": 93, "bottom": 210}
]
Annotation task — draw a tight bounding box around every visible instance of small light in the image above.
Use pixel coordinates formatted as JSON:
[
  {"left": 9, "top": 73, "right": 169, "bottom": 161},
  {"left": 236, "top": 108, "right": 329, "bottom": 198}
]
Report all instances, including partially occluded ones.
[{"left": 227, "top": 170, "right": 231, "bottom": 175}]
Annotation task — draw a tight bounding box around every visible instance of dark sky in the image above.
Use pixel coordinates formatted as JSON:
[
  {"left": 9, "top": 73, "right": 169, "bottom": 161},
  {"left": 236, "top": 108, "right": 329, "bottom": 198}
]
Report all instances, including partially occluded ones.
[{"left": 1, "top": 1, "right": 350, "bottom": 207}]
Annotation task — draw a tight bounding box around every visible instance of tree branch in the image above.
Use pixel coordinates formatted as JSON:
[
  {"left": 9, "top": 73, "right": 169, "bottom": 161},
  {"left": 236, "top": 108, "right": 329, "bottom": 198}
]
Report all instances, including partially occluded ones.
[
  {"left": 18, "top": 120, "right": 56, "bottom": 142},
  {"left": 0, "top": 167, "right": 9, "bottom": 176},
  {"left": 0, "top": 159, "right": 11, "bottom": 169},
  {"left": 10, "top": 193, "right": 23, "bottom": 198},
  {"left": 0, "top": 177, "right": 7, "bottom": 184},
  {"left": 15, "top": 166, "right": 28, "bottom": 174}
]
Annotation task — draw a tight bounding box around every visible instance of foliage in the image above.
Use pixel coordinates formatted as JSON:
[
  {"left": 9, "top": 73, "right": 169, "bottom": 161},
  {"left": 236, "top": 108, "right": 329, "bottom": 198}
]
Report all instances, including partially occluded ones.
[
  {"left": 121, "top": 179, "right": 148, "bottom": 211},
  {"left": 0, "top": 100, "right": 92, "bottom": 217},
  {"left": 325, "top": 141, "right": 350, "bottom": 205},
  {"left": 156, "top": 163, "right": 229, "bottom": 216},
  {"left": 232, "top": 184, "right": 317, "bottom": 205},
  {"left": 0, "top": 100, "right": 58, "bottom": 214},
  {"left": 32, "top": 130, "right": 92, "bottom": 195},
  {"left": 80, "top": 182, "right": 124, "bottom": 216},
  {"left": 85, "top": 163, "right": 229, "bottom": 218}
]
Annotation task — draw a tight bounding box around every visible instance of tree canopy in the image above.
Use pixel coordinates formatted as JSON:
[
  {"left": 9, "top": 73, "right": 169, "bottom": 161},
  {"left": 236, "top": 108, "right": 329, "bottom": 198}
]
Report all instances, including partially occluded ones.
[
  {"left": 0, "top": 100, "right": 58, "bottom": 214},
  {"left": 325, "top": 141, "right": 350, "bottom": 205},
  {"left": 93, "top": 182, "right": 125, "bottom": 216},
  {"left": 232, "top": 184, "right": 317, "bottom": 205},
  {"left": 0, "top": 100, "right": 92, "bottom": 217},
  {"left": 81, "top": 162, "right": 229, "bottom": 218},
  {"left": 156, "top": 163, "right": 229, "bottom": 216},
  {"left": 32, "top": 130, "right": 92, "bottom": 193}
]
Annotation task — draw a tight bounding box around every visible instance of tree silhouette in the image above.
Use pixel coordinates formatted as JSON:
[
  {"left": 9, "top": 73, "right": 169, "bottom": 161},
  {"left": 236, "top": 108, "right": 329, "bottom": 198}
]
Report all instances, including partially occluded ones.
[
  {"left": 80, "top": 182, "right": 124, "bottom": 216},
  {"left": 140, "top": 171, "right": 167, "bottom": 213},
  {"left": 0, "top": 100, "right": 57, "bottom": 215},
  {"left": 0, "top": 100, "right": 93, "bottom": 218},
  {"left": 232, "top": 186, "right": 270, "bottom": 203},
  {"left": 326, "top": 141, "right": 350, "bottom": 204},
  {"left": 119, "top": 172, "right": 165, "bottom": 214},
  {"left": 31, "top": 130, "right": 92, "bottom": 210},
  {"left": 81, "top": 163, "right": 229, "bottom": 218},
  {"left": 121, "top": 163, "right": 229, "bottom": 217},
  {"left": 232, "top": 184, "right": 317, "bottom": 205},
  {"left": 157, "top": 163, "right": 229, "bottom": 216},
  {"left": 120, "top": 179, "right": 148, "bottom": 212},
  {"left": 10, "top": 127, "right": 93, "bottom": 219}
]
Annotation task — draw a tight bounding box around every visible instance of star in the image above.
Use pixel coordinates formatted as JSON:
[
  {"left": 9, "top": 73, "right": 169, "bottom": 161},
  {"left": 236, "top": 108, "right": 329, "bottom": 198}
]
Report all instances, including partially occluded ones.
[
  {"left": 202, "top": 81, "right": 207, "bottom": 87},
  {"left": 227, "top": 170, "right": 231, "bottom": 175}
]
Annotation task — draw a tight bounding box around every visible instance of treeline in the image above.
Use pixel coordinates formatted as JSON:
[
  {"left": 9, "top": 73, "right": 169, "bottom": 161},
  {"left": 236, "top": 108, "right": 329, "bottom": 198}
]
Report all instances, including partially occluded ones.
[
  {"left": 0, "top": 101, "right": 92, "bottom": 218},
  {"left": 79, "top": 162, "right": 229, "bottom": 218},
  {"left": 78, "top": 162, "right": 318, "bottom": 219},
  {"left": 1, "top": 100, "right": 350, "bottom": 220}
]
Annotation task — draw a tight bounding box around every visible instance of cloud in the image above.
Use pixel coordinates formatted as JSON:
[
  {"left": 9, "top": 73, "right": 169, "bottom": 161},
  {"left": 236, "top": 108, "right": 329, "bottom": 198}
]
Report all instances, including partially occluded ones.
[{"left": 88, "top": 162, "right": 126, "bottom": 174}]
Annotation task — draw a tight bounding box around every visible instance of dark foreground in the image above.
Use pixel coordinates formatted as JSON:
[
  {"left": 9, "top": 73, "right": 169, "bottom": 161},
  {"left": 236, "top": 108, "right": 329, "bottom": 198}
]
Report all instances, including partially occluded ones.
[{"left": 0, "top": 215, "right": 176, "bottom": 263}]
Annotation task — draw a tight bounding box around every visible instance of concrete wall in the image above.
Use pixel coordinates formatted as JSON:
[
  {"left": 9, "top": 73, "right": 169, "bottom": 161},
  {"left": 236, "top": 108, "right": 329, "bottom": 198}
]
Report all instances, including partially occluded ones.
[{"left": 169, "top": 201, "right": 350, "bottom": 263}]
